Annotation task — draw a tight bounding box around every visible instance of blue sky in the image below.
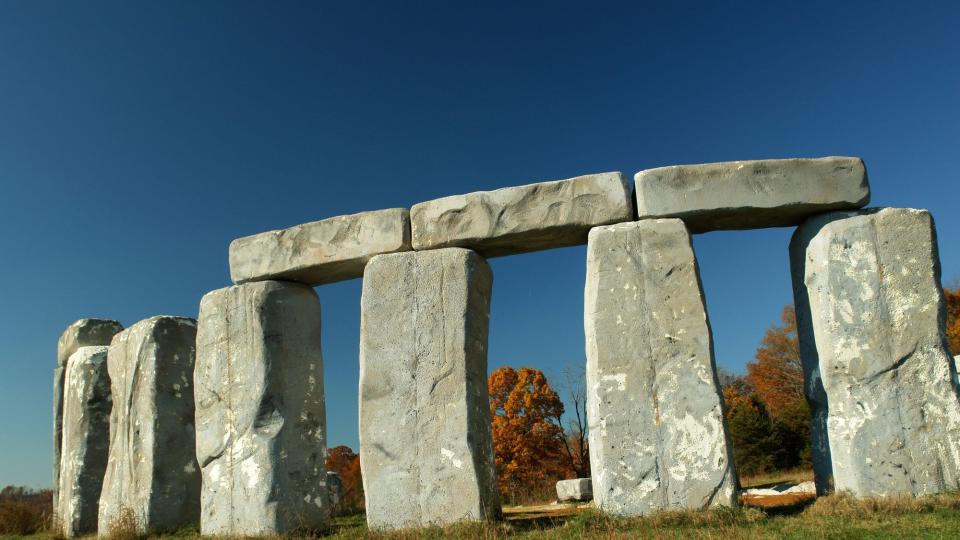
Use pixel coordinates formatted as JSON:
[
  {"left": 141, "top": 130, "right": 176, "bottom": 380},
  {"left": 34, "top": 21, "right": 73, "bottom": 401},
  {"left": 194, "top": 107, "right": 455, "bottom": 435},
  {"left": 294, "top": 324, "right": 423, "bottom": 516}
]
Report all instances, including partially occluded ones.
[{"left": 1, "top": 1, "right": 958, "bottom": 488}]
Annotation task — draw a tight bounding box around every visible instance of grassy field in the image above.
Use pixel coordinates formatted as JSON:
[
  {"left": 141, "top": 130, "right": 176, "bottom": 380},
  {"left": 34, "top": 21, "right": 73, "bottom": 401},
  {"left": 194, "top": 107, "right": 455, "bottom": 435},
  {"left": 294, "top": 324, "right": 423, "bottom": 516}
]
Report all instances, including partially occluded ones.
[{"left": 5, "top": 490, "right": 960, "bottom": 539}]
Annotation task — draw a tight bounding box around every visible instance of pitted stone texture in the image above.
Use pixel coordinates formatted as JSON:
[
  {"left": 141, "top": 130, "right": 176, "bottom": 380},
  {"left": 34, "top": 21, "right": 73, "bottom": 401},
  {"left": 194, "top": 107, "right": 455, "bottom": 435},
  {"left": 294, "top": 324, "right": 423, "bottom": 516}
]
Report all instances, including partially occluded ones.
[
  {"left": 98, "top": 316, "right": 200, "bottom": 535},
  {"left": 54, "top": 319, "right": 123, "bottom": 510},
  {"left": 411, "top": 172, "right": 632, "bottom": 257},
  {"left": 57, "top": 346, "right": 112, "bottom": 537},
  {"left": 57, "top": 319, "right": 125, "bottom": 367},
  {"left": 791, "top": 208, "right": 960, "bottom": 497},
  {"left": 635, "top": 157, "right": 870, "bottom": 232},
  {"left": 585, "top": 220, "right": 736, "bottom": 516},
  {"left": 556, "top": 479, "right": 592, "bottom": 502},
  {"left": 196, "top": 281, "right": 328, "bottom": 535},
  {"left": 229, "top": 208, "right": 410, "bottom": 286},
  {"left": 360, "top": 248, "right": 499, "bottom": 530}
]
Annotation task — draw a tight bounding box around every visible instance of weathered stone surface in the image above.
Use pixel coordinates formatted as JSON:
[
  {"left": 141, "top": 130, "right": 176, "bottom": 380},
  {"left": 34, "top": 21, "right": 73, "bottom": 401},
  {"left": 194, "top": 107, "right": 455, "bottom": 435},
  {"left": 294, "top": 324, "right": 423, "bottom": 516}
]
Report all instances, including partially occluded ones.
[
  {"left": 327, "top": 472, "right": 344, "bottom": 515},
  {"left": 229, "top": 208, "right": 411, "bottom": 286},
  {"left": 411, "top": 172, "right": 632, "bottom": 257},
  {"left": 791, "top": 208, "right": 960, "bottom": 497},
  {"left": 98, "top": 316, "right": 200, "bottom": 535},
  {"left": 57, "top": 319, "right": 125, "bottom": 367},
  {"left": 57, "top": 346, "right": 112, "bottom": 537},
  {"left": 585, "top": 220, "right": 736, "bottom": 516},
  {"left": 360, "top": 248, "right": 499, "bottom": 530},
  {"left": 54, "top": 319, "right": 123, "bottom": 511},
  {"left": 196, "top": 281, "right": 328, "bottom": 535},
  {"left": 556, "top": 479, "right": 592, "bottom": 502},
  {"left": 634, "top": 157, "right": 870, "bottom": 232}
]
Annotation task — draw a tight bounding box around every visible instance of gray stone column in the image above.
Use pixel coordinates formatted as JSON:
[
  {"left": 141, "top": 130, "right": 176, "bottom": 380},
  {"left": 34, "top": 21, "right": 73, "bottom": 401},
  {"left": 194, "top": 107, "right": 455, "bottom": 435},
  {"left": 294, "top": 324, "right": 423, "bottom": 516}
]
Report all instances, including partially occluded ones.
[
  {"left": 359, "top": 248, "right": 499, "bottom": 530},
  {"left": 791, "top": 207, "right": 960, "bottom": 497},
  {"left": 98, "top": 316, "right": 200, "bottom": 535},
  {"left": 57, "top": 346, "right": 112, "bottom": 537},
  {"left": 195, "top": 281, "right": 328, "bottom": 535},
  {"left": 54, "top": 319, "right": 123, "bottom": 511},
  {"left": 585, "top": 220, "right": 736, "bottom": 516}
]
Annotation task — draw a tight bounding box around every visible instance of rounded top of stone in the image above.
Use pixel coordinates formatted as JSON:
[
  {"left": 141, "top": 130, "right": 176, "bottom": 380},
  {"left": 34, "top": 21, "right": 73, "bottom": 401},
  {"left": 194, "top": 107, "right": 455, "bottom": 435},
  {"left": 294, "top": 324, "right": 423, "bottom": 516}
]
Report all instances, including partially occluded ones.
[{"left": 57, "top": 318, "right": 124, "bottom": 366}]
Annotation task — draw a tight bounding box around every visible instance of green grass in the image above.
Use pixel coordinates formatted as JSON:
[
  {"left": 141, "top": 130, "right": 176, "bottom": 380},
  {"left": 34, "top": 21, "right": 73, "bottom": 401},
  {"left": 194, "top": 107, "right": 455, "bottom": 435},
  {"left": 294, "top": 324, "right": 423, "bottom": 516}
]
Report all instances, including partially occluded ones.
[{"left": 7, "top": 491, "right": 960, "bottom": 540}]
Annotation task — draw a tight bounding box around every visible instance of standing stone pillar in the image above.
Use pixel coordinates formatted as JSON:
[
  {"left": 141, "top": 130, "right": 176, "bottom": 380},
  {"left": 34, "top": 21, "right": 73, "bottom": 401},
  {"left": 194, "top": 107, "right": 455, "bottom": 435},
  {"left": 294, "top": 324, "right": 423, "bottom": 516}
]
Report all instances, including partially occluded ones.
[
  {"left": 359, "top": 248, "right": 499, "bottom": 530},
  {"left": 98, "top": 316, "right": 200, "bottom": 535},
  {"left": 195, "top": 281, "right": 328, "bottom": 535},
  {"left": 585, "top": 220, "right": 736, "bottom": 516},
  {"left": 57, "top": 346, "right": 112, "bottom": 537},
  {"left": 54, "top": 319, "right": 123, "bottom": 511},
  {"left": 791, "top": 207, "right": 960, "bottom": 497}
]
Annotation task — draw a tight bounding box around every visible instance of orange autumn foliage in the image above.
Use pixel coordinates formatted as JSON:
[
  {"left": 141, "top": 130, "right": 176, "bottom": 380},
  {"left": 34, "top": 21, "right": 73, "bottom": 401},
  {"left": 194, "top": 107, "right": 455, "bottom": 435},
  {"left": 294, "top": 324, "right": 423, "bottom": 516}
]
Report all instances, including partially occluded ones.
[
  {"left": 488, "top": 367, "right": 571, "bottom": 501},
  {"left": 945, "top": 288, "right": 960, "bottom": 355},
  {"left": 325, "top": 445, "right": 364, "bottom": 512},
  {"left": 746, "top": 306, "right": 805, "bottom": 421}
]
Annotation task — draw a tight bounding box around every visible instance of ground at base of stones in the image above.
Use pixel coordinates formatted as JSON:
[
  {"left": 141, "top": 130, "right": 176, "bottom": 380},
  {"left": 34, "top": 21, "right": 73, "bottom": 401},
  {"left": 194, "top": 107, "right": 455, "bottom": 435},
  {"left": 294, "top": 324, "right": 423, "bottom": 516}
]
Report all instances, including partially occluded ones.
[{"left": 9, "top": 488, "right": 960, "bottom": 540}]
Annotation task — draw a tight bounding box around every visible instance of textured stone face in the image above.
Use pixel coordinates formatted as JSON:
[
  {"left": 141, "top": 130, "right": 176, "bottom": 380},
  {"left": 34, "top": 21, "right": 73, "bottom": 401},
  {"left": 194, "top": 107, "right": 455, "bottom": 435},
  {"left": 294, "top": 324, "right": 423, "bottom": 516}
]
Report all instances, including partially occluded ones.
[
  {"left": 196, "top": 281, "right": 328, "bottom": 535},
  {"left": 410, "top": 172, "right": 633, "bottom": 257},
  {"left": 359, "top": 248, "right": 499, "bottom": 530},
  {"left": 556, "top": 479, "right": 593, "bottom": 502},
  {"left": 57, "top": 319, "right": 125, "bottom": 367},
  {"left": 635, "top": 157, "right": 870, "bottom": 232},
  {"left": 57, "top": 346, "right": 112, "bottom": 537},
  {"left": 229, "top": 208, "right": 411, "bottom": 286},
  {"left": 54, "top": 319, "right": 123, "bottom": 511},
  {"left": 98, "top": 316, "right": 200, "bottom": 535},
  {"left": 585, "top": 220, "right": 736, "bottom": 516},
  {"left": 791, "top": 208, "right": 960, "bottom": 497}
]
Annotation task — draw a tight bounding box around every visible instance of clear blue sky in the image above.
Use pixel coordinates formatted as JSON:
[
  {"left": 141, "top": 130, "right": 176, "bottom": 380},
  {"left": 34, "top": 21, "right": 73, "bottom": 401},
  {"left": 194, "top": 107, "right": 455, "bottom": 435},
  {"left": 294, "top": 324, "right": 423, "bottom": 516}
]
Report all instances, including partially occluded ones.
[{"left": 1, "top": 1, "right": 958, "bottom": 488}]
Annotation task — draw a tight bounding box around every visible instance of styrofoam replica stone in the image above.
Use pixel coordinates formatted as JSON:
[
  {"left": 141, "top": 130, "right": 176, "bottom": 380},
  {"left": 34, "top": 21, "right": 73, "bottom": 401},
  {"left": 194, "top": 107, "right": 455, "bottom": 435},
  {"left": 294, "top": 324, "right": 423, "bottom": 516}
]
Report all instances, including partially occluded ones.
[
  {"left": 98, "top": 316, "right": 200, "bottom": 535},
  {"left": 229, "top": 208, "right": 411, "bottom": 285},
  {"left": 556, "top": 479, "right": 593, "bottom": 502},
  {"left": 791, "top": 207, "right": 960, "bottom": 497},
  {"left": 196, "top": 281, "right": 328, "bottom": 535},
  {"left": 359, "top": 248, "right": 499, "bottom": 530},
  {"left": 634, "top": 156, "right": 870, "bottom": 232},
  {"left": 410, "top": 172, "right": 633, "bottom": 257},
  {"left": 54, "top": 319, "right": 123, "bottom": 511},
  {"left": 585, "top": 220, "right": 737, "bottom": 516},
  {"left": 57, "top": 346, "right": 112, "bottom": 537}
]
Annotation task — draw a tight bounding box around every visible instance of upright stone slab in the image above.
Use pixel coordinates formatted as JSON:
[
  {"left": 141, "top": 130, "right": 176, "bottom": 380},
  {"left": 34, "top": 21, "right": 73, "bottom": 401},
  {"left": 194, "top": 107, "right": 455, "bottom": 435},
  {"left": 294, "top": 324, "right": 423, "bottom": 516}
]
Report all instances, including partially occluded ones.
[
  {"left": 791, "top": 207, "right": 960, "bottom": 497},
  {"left": 634, "top": 157, "right": 870, "bottom": 232},
  {"left": 57, "top": 346, "right": 112, "bottom": 537},
  {"left": 196, "top": 281, "right": 328, "bottom": 535},
  {"left": 359, "top": 248, "right": 499, "bottom": 530},
  {"left": 229, "top": 208, "right": 411, "bottom": 285},
  {"left": 411, "top": 172, "right": 633, "bottom": 257},
  {"left": 98, "top": 316, "right": 200, "bottom": 535},
  {"left": 585, "top": 220, "right": 736, "bottom": 516},
  {"left": 54, "top": 319, "right": 123, "bottom": 510}
]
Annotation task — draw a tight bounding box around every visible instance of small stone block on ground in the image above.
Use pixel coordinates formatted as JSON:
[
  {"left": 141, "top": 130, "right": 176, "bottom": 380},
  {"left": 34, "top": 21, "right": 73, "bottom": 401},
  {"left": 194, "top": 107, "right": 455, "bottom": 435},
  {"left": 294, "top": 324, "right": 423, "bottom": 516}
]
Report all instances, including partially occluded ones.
[
  {"left": 634, "top": 156, "right": 870, "bottom": 232},
  {"left": 411, "top": 172, "right": 633, "bottom": 257},
  {"left": 360, "top": 248, "right": 499, "bottom": 530},
  {"left": 229, "top": 208, "right": 411, "bottom": 286},
  {"left": 196, "top": 281, "right": 328, "bottom": 535},
  {"left": 791, "top": 207, "right": 960, "bottom": 497},
  {"left": 57, "top": 346, "right": 111, "bottom": 537},
  {"left": 585, "top": 219, "right": 737, "bottom": 516},
  {"left": 98, "top": 316, "right": 200, "bottom": 535},
  {"left": 556, "top": 479, "right": 593, "bottom": 502}
]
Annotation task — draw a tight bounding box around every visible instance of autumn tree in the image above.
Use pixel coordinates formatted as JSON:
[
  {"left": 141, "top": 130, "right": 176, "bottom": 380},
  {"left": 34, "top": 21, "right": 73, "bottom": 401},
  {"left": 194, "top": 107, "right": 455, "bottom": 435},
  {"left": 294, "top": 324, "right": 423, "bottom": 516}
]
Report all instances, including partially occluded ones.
[
  {"left": 325, "top": 445, "right": 364, "bottom": 513},
  {"left": 488, "top": 367, "right": 570, "bottom": 502},
  {"left": 559, "top": 366, "right": 590, "bottom": 479},
  {"left": 944, "top": 287, "right": 960, "bottom": 355}
]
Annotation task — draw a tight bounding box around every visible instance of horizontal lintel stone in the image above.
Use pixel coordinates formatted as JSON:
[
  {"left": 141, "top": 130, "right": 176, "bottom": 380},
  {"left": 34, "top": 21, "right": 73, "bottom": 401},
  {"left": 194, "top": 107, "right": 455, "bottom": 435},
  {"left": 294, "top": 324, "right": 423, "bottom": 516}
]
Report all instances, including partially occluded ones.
[
  {"left": 410, "top": 172, "right": 633, "bottom": 257},
  {"left": 634, "top": 156, "right": 870, "bottom": 232},
  {"left": 229, "top": 208, "right": 411, "bottom": 286}
]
